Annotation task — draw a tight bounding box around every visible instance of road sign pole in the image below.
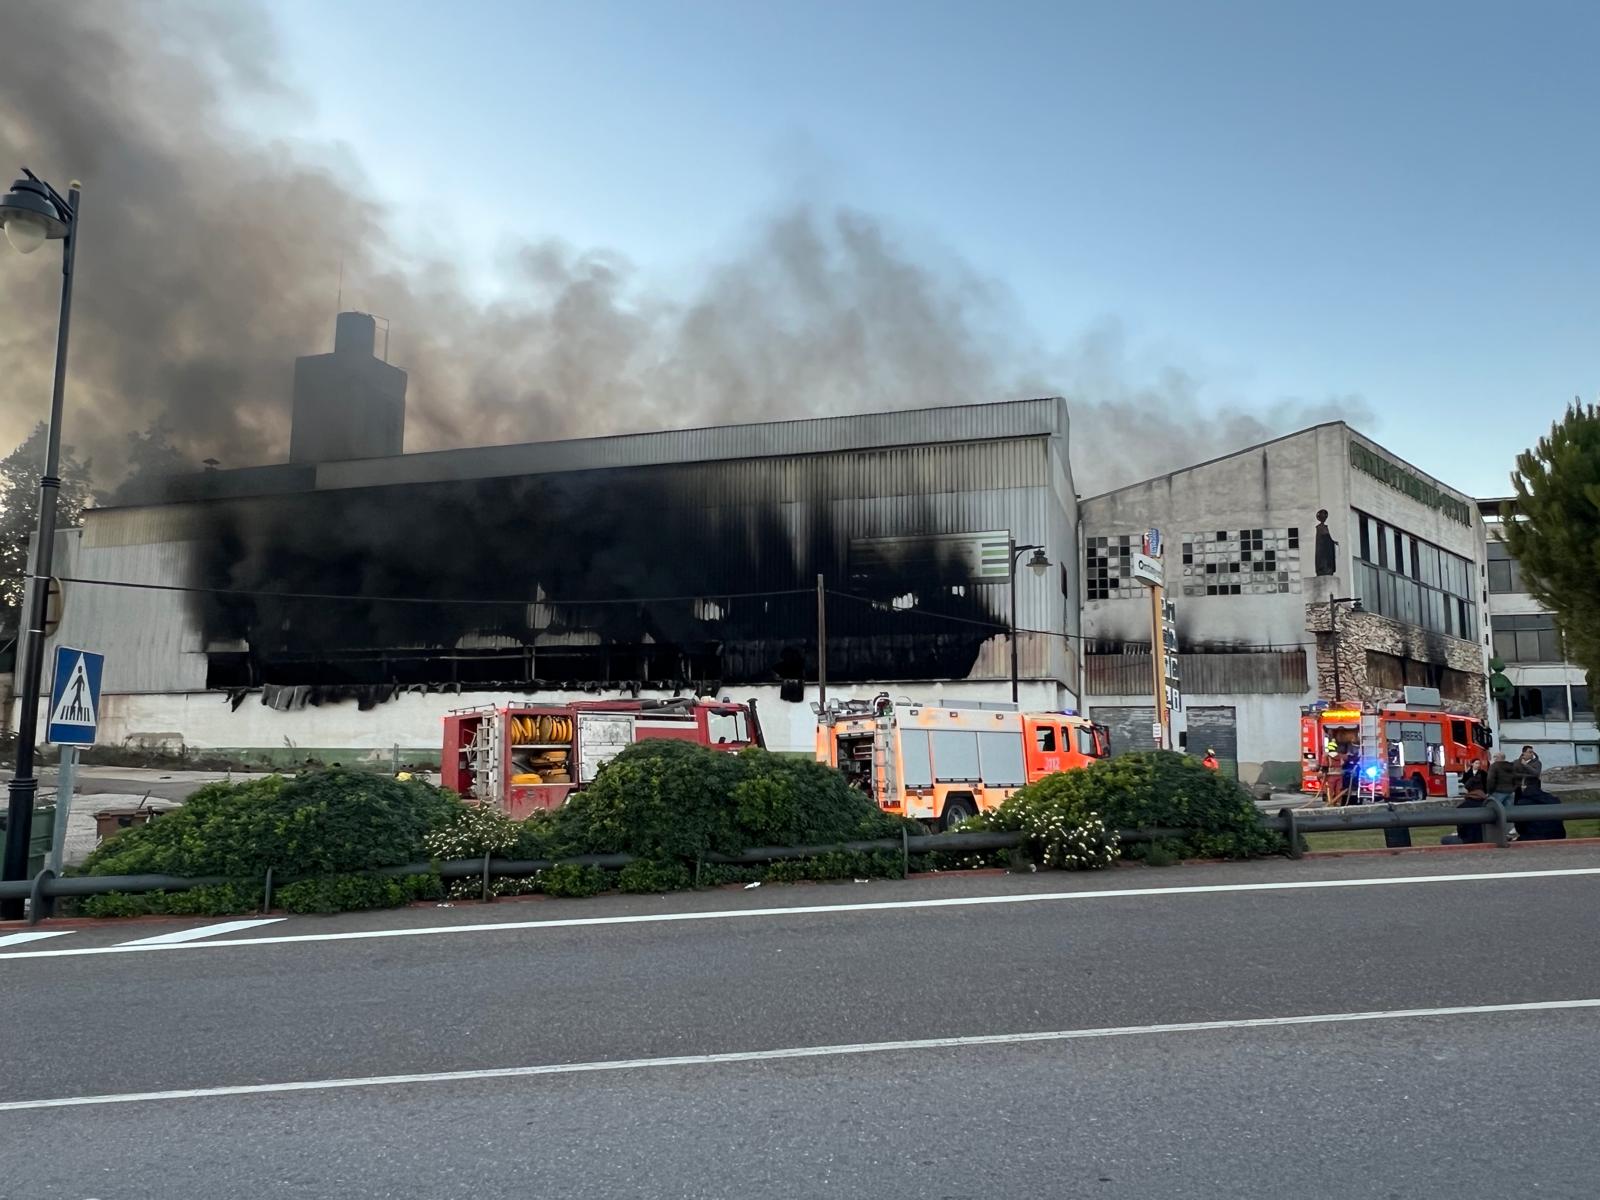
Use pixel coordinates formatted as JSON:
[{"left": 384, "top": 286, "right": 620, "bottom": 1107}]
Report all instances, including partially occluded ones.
[{"left": 48, "top": 745, "right": 78, "bottom": 876}]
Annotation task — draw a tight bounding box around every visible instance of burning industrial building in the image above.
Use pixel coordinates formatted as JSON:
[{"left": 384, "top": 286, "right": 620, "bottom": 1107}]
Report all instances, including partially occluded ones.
[{"left": 41, "top": 313, "right": 1083, "bottom": 757}]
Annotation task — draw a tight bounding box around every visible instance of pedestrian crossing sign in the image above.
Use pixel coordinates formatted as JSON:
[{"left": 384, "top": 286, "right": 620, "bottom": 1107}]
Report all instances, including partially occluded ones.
[{"left": 47, "top": 645, "right": 104, "bottom": 746}]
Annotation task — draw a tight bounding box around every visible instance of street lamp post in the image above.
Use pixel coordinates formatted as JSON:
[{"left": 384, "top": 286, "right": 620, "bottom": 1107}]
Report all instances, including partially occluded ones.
[
  {"left": 1009, "top": 539, "right": 1050, "bottom": 705},
  {"left": 1, "top": 170, "right": 81, "bottom": 920},
  {"left": 1328, "top": 595, "right": 1363, "bottom": 702}
]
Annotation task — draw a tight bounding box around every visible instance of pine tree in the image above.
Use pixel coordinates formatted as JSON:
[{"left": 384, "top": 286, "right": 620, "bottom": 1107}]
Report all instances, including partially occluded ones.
[{"left": 1503, "top": 400, "right": 1600, "bottom": 690}]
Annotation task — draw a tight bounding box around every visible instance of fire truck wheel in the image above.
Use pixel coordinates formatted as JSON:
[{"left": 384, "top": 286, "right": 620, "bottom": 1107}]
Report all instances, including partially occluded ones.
[{"left": 941, "top": 796, "right": 978, "bottom": 831}]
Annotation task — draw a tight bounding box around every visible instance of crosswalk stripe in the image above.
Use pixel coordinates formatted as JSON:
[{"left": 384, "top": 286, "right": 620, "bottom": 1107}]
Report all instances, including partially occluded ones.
[
  {"left": 116, "top": 918, "right": 285, "bottom": 946},
  {"left": 0, "top": 930, "right": 75, "bottom": 948}
]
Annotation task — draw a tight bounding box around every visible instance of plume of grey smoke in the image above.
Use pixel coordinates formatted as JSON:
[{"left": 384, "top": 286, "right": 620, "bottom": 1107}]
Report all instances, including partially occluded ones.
[{"left": 0, "top": 0, "right": 1371, "bottom": 499}]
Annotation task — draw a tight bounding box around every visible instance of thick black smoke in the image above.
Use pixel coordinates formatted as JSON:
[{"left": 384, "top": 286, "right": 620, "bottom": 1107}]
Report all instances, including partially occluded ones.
[{"left": 0, "top": 0, "right": 1372, "bottom": 497}]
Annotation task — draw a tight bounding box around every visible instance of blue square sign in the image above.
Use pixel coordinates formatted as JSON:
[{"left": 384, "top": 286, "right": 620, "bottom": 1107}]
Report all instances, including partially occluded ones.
[{"left": 47, "top": 645, "right": 104, "bottom": 746}]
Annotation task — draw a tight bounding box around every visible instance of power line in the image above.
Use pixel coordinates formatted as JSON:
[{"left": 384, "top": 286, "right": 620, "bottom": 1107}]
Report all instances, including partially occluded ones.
[
  {"left": 824, "top": 588, "right": 1318, "bottom": 650},
  {"left": 39, "top": 573, "right": 1318, "bottom": 653},
  {"left": 44, "top": 575, "right": 816, "bottom": 609}
]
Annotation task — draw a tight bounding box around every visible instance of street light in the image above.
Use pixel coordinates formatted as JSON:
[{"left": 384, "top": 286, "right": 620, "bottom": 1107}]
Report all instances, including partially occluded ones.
[
  {"left": 1009, "top": 540, "right": 1051, "bottom": 704},
  {"left": 1, "top": 169, "right": 81, "bottom": 920},
  {"left": 1328, "top": 595, "right": 1363, "bottom": 702}
]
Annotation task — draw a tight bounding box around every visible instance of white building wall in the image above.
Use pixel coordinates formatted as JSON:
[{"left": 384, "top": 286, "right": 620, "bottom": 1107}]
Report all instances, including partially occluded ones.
[
  {"left": 14, "top": 677, "right": 1074, "bottom": 763},
  {"left": 1481, "top": 510, "right": 1596, "bottom": 764}
]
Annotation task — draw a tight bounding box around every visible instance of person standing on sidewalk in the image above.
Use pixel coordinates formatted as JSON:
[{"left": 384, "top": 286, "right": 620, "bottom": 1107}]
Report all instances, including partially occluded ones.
[
  {"left": 1461, "top": 758, "right": 1487, "bottom": 794},
  {"left": 1513, "top": 745, "right": 1543, "bottom": 796}
]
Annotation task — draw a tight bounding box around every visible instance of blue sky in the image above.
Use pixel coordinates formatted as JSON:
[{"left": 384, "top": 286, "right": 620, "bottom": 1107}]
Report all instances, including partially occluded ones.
[{"left": 265, "top": 0, "right": 1598, "bottom": 498}]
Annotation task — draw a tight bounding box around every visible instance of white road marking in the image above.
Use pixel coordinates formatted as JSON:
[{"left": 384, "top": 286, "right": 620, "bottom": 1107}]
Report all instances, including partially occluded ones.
[
  {"left": 0, "top": 930, "right": 74, "bottom": 948},
  {"left": 2, "top": 864, "right": 1598, "bottom": 962},
  {"left": 116, "top": 918, "right": 284, "bottom": 946},
  {"left": 3, "top": 996, "right": 1597, "bottom": 1113}
]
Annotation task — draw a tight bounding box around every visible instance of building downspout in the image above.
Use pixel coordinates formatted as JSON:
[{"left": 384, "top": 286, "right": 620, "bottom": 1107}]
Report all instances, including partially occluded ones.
[{"left": 1076, "top": 498, "right": 1087, "bottom": 711}]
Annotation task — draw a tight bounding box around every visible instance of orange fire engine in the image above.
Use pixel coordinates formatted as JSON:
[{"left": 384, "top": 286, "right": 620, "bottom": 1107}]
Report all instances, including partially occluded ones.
[
  {"left": 1300, "top": 701, "right": 1492, "bottom": 803},
  {"left": 815, "top": 695, "right": 1110, "bottom": 829}
]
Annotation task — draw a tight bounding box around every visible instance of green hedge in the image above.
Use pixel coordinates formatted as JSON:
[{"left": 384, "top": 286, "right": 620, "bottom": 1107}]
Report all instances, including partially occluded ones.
[
  {"left": 70, "top": 745, "right": 1282, "bottom": 918},
  {"left": 965, "top": 772, "right": 1119, "bottom": 870},
  {"left": 1027, "top": 750, "right": 1285, "bottom": 861},
  {"left": 82, "top": 769, "right": 459, "bottom": 879},
  {"left": 77, "top": 769, "right": 461, "bottom": 917}
]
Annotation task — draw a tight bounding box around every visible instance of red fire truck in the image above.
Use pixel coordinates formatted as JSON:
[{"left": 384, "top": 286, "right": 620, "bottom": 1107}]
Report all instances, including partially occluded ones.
[
  {"left": 1300, "top": 701, "right": 1492, "bottom": 803},
  {"left": 443, "top": 698, "right": 764, "bottom": 817}
]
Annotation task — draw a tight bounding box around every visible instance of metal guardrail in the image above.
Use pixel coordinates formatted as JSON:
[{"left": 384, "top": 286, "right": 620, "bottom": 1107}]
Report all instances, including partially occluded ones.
[{"left": 6, "top": 799, "right": 1600, "bottom": 923}]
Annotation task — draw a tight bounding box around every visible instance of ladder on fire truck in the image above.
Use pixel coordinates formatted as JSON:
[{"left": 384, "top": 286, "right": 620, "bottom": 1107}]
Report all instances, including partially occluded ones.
[
  {"left": 1354, "top": 713, "right": 1384, "bottom": 804},
  {"left": 463, "top": 714, "right": 501, "bottom": 804}
]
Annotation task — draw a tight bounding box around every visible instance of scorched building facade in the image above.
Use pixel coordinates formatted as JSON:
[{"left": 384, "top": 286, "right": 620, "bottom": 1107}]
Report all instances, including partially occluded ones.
[{"left": 32, "top": 344, "right": 1085, "bottom": 758}]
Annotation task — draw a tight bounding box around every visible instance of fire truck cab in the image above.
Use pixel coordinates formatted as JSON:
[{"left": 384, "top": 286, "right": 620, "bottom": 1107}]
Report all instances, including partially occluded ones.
[
  {"left": 1300, "top": 701, "right": 1492, "bottom": 803},
  {"left": 815, "top": 694, "right": 1111, "bottom": 829}
]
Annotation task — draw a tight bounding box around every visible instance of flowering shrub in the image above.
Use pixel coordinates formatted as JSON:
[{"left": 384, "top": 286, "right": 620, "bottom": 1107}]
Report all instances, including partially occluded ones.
[
  {"left": 1073, "top": 751, "right": 1284, "bottom": 860},
  {"left": 424, "top": 800, "right": 521, "bottom": 861},
  {"left": 967, "top": 772, "right": 1119, "bottom": 870}
]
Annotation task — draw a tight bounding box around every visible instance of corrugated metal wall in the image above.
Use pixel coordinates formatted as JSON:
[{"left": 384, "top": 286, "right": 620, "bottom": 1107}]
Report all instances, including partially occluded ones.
[
  {"left": 1086, "top": 650, "right": 1307, "bottom": 696},
  {"left": 1186, "top": 706, "right": 1239, "bottom": 778},
  {"left": 316, "top": 397, "right": 1070, "bottom": 492},
  {"left": 1098, "top": 705, "right": 1157, "bottom": 754},
  {"left": 65, "top": 433, "right": 1076, "bottom": 693},
  {"left": 47, "top": 530, "right": 208, "bottom": 693}
]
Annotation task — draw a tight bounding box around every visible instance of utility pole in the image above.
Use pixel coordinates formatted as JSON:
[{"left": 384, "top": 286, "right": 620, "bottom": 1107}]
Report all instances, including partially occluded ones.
[{"left": 1, "top": 172, "right": 81, "bottom": 919}]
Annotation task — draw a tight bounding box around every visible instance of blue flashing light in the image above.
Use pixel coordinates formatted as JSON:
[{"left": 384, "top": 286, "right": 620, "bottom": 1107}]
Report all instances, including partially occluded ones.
[{"left": 1363, "top": 764, "right": 1381, "bottom": 780}]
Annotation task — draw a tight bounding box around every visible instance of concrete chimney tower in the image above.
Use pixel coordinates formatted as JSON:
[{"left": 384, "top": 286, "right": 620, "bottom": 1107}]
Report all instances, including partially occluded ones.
[{"left": 289, "top": 312, "right": 407, "bottom": 463}]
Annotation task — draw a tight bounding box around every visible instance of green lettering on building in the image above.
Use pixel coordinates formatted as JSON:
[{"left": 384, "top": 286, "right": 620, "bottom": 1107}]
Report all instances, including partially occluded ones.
[{"left": 1349, "top": 442, "right": 1472, "bottom": 526}]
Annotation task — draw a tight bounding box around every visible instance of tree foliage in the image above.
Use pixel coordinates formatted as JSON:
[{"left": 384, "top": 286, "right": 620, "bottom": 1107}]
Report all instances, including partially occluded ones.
[
  {"left": 104, "top": 420, "right": 195, "bottom": 505},
  {"left": 0, "top": 423, "right": 94, "bottom": 614},
  {"left": 1504, "top": 401, "right": 1600, "bottom": 690}
]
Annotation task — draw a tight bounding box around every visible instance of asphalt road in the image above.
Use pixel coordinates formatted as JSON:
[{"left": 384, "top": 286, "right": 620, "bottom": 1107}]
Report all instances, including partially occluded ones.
[{"left": 3, "top": 846, "right": 1600, "bottom": 1198}]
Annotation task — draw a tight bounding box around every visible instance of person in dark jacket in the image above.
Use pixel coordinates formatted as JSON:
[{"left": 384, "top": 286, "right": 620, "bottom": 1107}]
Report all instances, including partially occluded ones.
[
  {"left": 1460, "top": 759, "right": 1487, "bottom": 794},
  {"left": 1453, "top": 787, "right": 1490, "bottom": 845},
  {"left": 1485, "top": 752, "right": 1516, "bottom": 806},
  {"left": 1511, "top": 782, "right": 1567, "bottom": 841},
  {"left": 1513, "top": 745, "right": 1543, "bottom": 795}
]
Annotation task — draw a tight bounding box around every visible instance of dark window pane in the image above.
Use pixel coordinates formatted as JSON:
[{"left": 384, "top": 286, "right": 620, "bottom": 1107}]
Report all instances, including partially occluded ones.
[
  {"left": 1539, "top": 629, "right": 1563, "bottom": 662},
  {"left": 1574, "top": 686, "right": 1592, "bottom": 717},
  {"left": 1488, "top": 561, "right": 1512, "bottom": 593},
  {"left": 1493, "top": 629, "right": 1518, "bottom": 662},
  {"left": 1543, "top": 686, "right": 1570, "bottom": 721}
]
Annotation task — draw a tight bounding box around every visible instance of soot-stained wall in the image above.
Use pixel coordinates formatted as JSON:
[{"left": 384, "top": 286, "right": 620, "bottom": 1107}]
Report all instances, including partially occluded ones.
[{"left": 191, "top": 440, "right": 1066, "bottom": 693}]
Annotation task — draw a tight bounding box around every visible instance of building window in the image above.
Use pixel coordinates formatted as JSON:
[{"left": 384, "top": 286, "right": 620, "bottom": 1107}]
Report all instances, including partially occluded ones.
[
  {"left": 1491, "top": 613, "right": 1563, "bottom": 664},
  {"left": 1352, "top": 509, "right": 1476, "bottom": 640},
  {"left": 1497, "top": 684, "right": 1570, "bottom": 722},
  {"left": 1486, "top": 539, "right": 1525, "bottom": 594},
  {"left": 1178, "top": 528, "right": 1300, "bottom": 598},
  {"left": 1573, "top": 685, "right": 1592, "bottom": 718},
  {"left": 1086, "top": 535, "right": 1139, "bottom": 601}
]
